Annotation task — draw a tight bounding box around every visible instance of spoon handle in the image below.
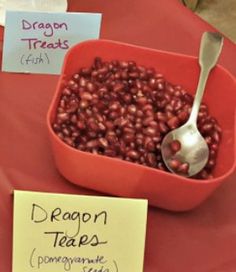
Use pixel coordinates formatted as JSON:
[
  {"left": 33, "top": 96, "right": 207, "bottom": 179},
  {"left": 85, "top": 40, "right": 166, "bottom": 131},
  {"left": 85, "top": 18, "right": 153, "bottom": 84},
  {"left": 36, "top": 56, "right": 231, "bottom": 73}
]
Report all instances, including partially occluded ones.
[{"left": 188, "top": 32, "right": 224, "bottom": 124}]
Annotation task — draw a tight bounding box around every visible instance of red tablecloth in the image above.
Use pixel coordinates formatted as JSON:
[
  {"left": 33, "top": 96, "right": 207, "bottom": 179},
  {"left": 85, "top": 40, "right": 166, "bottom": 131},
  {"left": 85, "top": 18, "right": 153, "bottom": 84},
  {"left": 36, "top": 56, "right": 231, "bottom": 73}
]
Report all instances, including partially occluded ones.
[{"left": 1, "top": 1, "right": 236, "bottom": 271}]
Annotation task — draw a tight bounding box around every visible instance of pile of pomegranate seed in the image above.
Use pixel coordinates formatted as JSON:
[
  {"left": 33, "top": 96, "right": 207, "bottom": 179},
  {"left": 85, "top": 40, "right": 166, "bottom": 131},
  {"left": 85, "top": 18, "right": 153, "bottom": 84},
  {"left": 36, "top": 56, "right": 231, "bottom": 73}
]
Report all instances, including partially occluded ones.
[{"left": 52, "top": 57, "right": 222, "bottom": 179}]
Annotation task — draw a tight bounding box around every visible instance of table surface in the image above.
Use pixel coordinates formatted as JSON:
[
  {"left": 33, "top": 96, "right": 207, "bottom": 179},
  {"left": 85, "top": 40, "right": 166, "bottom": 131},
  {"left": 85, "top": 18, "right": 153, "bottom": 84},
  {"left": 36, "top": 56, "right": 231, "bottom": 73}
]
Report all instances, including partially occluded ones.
[{"left": 0, "top": 1, "right": 236, "bottom": 271}]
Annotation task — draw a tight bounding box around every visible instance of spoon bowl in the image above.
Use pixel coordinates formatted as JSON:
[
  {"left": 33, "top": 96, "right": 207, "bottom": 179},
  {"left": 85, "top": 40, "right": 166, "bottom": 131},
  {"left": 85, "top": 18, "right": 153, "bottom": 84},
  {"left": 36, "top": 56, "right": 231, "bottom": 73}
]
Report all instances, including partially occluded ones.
[
  {"left": 161, "top": 123, "right": 209, "bottom": 177},
  {"left": 161, "top": 32, "right": 224, "bottom": 177}
]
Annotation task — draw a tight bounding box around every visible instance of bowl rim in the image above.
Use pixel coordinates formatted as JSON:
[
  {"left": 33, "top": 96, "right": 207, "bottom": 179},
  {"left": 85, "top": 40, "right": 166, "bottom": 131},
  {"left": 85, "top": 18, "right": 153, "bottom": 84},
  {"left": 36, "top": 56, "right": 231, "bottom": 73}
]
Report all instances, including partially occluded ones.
[{"left": 47, "top": 39, "right": 236, "bottom": 185}]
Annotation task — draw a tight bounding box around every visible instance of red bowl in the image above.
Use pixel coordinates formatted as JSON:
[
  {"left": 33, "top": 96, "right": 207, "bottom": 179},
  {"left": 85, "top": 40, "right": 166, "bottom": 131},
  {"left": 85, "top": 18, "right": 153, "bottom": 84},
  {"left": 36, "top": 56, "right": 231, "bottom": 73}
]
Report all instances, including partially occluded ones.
[{"left": 47, "top": 39, "right": 236, "bottom": 211}]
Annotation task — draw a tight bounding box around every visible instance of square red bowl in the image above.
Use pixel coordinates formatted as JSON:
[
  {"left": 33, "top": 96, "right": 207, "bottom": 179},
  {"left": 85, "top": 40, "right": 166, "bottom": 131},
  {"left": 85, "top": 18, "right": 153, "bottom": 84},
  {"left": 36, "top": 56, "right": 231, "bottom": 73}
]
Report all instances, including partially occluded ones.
[{"left": 47, "top": 39, "right": 236, "bottom": 211}]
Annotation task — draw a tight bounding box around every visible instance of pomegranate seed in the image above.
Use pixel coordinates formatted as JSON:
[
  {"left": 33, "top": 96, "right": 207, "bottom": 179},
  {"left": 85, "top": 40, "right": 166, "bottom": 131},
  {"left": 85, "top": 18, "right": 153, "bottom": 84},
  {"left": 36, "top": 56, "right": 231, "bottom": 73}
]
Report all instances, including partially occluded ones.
[
  {"left": 159, "top": 121, "right": 169, "bottom": 134},
  {"left": 178, "top": 111, "right": 188, "bottom": 122},
  {"left": 206, "top": 159, "right": 215, "bottom": 169},
  {"left": 57, "top": 112, "right": 69, "bottom": 121},
  {"left": 198, "top": 170, "right": 210, "bottom": 179},
  {"left": 170, "top": 140, "right": 181, "bottom": 153},
  {"left": 127, "top": 150, "right": 139, "bottom": 160},
  {"left": 178, "top": 163, "right": 189, "bottom": 174},
  {"left": 169, "top": 159, "right": 181, "bottom": 170},
  {"left": 62, "top": 88, "right": 71, "bottom": 96},
  {"left": 86, "top": 140, "right": 98, "bottom": 149},
  {"left": 146, "top": 153, "right": 157, "bottom": 166},
  {"left": 201, "top": 123, "right": 214, "bottom": 132},
  {"left": 98, "top": 138, "right": 109, "bottom": 148},
  {"left": 167, "top": 116, "right": 180, "bottom": 129},
  {"left": 212, "top": 131, "right": 220, "bottom": 143},
  {"left": 81, "top": 92, "right": 93, "bottom": 101}
]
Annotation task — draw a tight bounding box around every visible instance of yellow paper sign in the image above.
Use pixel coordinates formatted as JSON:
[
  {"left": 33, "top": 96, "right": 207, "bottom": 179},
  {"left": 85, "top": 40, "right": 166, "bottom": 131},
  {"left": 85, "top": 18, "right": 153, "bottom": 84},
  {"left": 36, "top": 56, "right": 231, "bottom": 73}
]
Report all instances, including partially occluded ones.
[{"left": 13, "top": 190, "right": 148, "bottom": 272}]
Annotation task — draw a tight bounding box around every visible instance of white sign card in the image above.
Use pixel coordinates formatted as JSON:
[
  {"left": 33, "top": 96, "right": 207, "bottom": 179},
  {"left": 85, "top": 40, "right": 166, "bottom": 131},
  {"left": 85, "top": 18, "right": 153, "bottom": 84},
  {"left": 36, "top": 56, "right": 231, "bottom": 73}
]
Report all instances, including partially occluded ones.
[{"left": 2, "top": 10, "right": 102, "bottom": 74}]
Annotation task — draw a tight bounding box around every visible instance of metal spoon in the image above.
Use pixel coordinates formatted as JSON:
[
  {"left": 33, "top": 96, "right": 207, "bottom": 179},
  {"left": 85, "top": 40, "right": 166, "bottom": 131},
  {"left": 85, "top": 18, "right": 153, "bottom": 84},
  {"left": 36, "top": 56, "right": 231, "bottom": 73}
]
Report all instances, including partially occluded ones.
[{"left": 161, "top": 32, "right": 224, "bottom": 177}]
